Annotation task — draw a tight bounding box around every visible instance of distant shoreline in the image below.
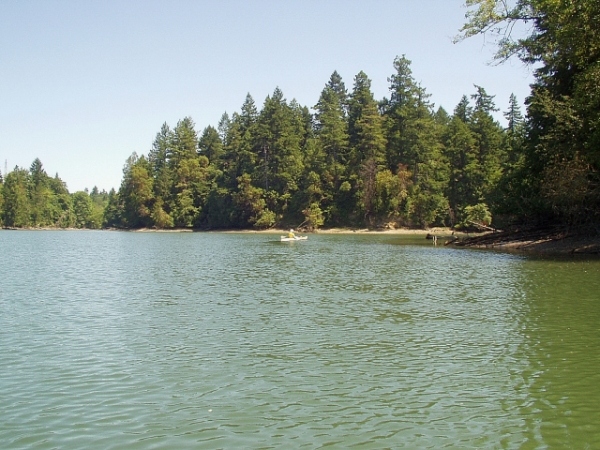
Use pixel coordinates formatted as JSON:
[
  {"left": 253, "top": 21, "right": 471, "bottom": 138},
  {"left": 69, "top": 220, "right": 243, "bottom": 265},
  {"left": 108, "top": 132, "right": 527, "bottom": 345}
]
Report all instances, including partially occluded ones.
[
  {"left": 7, "top": 225, "right": 598, "bottom": 255},
  {"left": 2, "top": 225, "right": 455, "bottom": 236},
  {"left": 130, "top": 227, "right": 453, "bottom": 236}
]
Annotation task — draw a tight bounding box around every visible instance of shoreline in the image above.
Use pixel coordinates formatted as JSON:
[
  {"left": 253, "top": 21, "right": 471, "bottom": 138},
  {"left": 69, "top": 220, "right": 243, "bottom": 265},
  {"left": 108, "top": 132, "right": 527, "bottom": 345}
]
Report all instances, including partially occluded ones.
[
  {"left": 131, "top": 227, "right": 457, "bottom": 236},
  {"left": 6, "top": 226, "right": 598, "bottom": 255},
  {"left": 2, "top": 225, "right": 456, "bottom": 236},
  {"left": 453, "top": 227, "right": 600, "bottom": 255}
]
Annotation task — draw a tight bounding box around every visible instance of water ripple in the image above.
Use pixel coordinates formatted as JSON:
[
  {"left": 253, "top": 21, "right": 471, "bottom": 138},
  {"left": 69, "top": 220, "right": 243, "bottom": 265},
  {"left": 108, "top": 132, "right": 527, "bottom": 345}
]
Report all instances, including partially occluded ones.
[{"left": 1, "top": 231, "right": 600, "bottom": 448}]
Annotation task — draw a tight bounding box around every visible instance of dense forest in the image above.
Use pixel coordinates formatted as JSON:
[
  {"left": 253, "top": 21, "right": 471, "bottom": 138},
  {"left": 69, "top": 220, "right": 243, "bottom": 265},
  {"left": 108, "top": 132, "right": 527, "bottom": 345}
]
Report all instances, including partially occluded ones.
[{"left": 1, "top": 0, "right": 598, "bottom": 231}]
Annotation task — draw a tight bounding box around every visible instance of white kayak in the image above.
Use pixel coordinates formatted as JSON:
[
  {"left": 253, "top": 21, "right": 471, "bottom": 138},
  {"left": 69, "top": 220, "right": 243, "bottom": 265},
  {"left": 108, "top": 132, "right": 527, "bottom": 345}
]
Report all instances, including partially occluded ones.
[{"left": 280, "top": 236, "right": 308, "bottom": 242}]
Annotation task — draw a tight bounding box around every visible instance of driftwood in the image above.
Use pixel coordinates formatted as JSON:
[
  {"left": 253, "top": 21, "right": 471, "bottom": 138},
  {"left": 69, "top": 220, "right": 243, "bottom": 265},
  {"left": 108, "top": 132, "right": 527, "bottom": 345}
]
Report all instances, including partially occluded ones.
[{"left": 467, "top": 220, "right": 498, "bottom": 232}]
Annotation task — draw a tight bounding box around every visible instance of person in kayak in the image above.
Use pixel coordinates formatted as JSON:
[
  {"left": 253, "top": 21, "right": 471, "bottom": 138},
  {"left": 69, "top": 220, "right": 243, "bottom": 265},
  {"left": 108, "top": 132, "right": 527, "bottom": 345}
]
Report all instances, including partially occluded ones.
[{"left": 288, "top": 229, "right": 295, "bottom": 239}]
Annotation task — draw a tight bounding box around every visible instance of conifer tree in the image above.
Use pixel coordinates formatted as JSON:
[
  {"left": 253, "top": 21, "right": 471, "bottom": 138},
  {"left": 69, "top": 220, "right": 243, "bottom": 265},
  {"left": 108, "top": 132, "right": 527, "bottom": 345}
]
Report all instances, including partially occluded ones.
[
  {"left": 459, "top": 0, "right": 600, "bottom": 223},
  {"left": 29, "top": 158, "right": 52, "bottom": 226},
  {"left": 255, "top": 88, "right": 304, "bottom": 196},
  {"left": 103, "top": 188, "right": 122, "bottom": 227},
  {"left": 503, "top": 93, "right": 526, "bottom": 164},
  {"left": 383, "top": 56, "right": 448, "bottom": 227},
  {"left": 0, "top": 170, "right": 3, "bottom": 226},
  {"left": 49, "top": 174, "right": 74, "bottom": 227},
  {"left": 170, "top": 117, "right": 198, "bottom": 167},
  {"left": 221, "top": 107, "right": 258, "bottom": 191},
  {"left": 2, "top": 167, "right": 31, "bottom": 227},
  {"left": 72, "top": 191, "right": 93, "bottom": 228},
  {"left": 311, "top": 71, "right": 350, "bottom": 224},
  {"left": 314, "top": 71, "right": 349, "bottom": 168},
  {"left": 469, "top": 85, "right": 506, "bottom": 204},
  {"left": 198, "top": 125, "right": 224, "bottom": 166},
  {"left": 348, "top": 71, "right": 387, "bottom": 223},
  {"left": 444, "top": 97, "right": 478, "bottom": 221},
  {"left": 119, "top": 153, "right": 154, "bottom": 228},
  {"left": 492, "top": 94, "right": 529, "bottom": 218}
]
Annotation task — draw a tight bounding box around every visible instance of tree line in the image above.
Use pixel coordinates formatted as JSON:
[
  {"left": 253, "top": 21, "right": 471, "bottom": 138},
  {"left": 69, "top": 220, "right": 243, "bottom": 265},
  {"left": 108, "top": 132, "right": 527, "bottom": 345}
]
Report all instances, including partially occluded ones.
[
  {"left": 0, "top": 57, "right": 530, "bottom": 230},
  {"left": 2, "top": 0, "right": 597, "bottom": 231},
  {"left": 0, "top": 158, "right": 108, "bottom": 229},
  {"left": 97, "top": 57, "right": 515, "bottom": 230}
]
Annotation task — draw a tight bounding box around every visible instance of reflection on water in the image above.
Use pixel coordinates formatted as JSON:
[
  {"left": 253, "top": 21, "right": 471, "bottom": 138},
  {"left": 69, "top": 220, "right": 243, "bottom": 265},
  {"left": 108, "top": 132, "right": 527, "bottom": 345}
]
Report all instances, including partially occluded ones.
[
  {"left": 512, "top": 258, "right": 600, "bottom": 448},
  {"left": 0, "top": 230, "right": 599, "bottom": 449}
]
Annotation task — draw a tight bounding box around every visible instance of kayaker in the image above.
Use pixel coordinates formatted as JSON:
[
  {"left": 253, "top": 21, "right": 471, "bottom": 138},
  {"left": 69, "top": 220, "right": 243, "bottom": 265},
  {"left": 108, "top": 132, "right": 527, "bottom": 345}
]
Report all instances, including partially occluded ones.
[{"left": 288, "top": 229, "right": 295, "bottom": 238}]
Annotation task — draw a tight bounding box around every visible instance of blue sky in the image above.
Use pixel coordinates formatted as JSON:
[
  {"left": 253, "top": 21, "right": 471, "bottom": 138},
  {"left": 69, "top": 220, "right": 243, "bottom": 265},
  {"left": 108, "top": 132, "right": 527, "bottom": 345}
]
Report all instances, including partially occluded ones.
[{"left": 0, "top": 0, "right": 534, "bottom": 193}]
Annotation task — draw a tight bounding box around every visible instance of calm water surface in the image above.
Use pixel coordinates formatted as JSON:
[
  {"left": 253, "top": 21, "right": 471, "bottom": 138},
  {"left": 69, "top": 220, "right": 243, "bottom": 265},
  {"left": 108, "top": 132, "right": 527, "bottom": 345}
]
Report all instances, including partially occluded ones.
[{"left": 1, "top": 230, "right": 599, "bottom": 449}]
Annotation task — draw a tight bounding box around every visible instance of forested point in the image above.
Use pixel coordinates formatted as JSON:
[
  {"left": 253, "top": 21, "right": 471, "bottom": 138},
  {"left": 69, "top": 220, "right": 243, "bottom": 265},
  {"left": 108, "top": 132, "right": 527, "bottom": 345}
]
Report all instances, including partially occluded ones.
[{"left": 1, "top": 0, "right": 598, "bottom": 232}]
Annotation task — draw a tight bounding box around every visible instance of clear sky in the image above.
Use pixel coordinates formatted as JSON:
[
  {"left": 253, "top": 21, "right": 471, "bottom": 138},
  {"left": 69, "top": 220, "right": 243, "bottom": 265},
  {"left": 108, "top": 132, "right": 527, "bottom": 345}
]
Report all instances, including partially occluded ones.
[{"left": 0, "top": 0, "right": 534, "bottom": 193}]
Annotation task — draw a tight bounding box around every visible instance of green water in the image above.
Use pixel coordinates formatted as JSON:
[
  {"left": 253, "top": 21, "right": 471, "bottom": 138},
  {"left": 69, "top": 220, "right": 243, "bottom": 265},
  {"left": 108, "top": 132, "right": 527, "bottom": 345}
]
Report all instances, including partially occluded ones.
[{"left": 1, "top": 230, "right": 599, "bottom": 449}]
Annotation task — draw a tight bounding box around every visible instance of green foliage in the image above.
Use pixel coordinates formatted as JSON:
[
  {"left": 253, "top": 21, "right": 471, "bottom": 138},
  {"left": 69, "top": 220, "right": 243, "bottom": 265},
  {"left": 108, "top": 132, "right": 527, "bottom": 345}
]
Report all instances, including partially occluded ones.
[
  {"left": 461, "top": 203, "right": 492, "bottom": 228},
  {"left": 459, "top": 0, "right": 600, "bottom": 224},
  {"left": 88, "top": 187, "right": 109, "bottom": 229},
  {"left": 2, "top": 167, "right": 30, "bottom": 227},
  {"left": 198, "top": 125, "right": 224, "bottom": 165},
  {"left": 171, "top": 117, "right": 199, "bottom": 165},
  {"left": 103, "top": 189, "right": 122, "bottom": 228},
  {"left": 233, "top": 174, "right": 268, "bottom": 228},
  {"left": 255, "top": 88, "right": 306, "bottom": 195},
  {"left": 372, "top": 167, "right": 411, "bottom": 222},
  {"left": 408, "top": 189, "right": 449, "bottom": 229},
  {"left": 97, "top": 56, "right": 510, "bottom": 231},
  {"left": 302, "top": 202, "right": 325, "bottom": 230},
  {"left": 119, "top": 153, "right": 154, "bottom": 228},
  {"left": 0, "top": 161, "right": 77, "bottom": 228},
  {"left": 0, "top": 171, "right": 3, "bottom": 226},
  {"left": 252, "top": 208, "right": 276, "bottom": 229},
  {"left": 314, "top": 71, "right": 349, "bottom": 168},
  {"left": 4, "top": 51, "right": 536, "bottom": 231},
  {"left": 7, "top": 2, "right": 597, "bottom": 231},
  {"left": 72, "top": 191, "right": 94, "bottom": 228},
  {"left": 442, "top": 88, "right": 509, "bottom": 225}
]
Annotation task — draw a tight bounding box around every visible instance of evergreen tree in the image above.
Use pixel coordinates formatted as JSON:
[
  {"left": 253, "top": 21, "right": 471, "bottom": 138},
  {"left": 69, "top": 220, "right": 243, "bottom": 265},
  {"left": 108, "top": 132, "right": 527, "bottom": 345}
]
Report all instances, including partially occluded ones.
[
  {"left": 217, "top": 112, "right": 231, "bottom": 142},
  {"left": 172, "top": 155, "right": 212, "bottom": 227},
  {"left": 103, "top": 188, "right": 122, "bottom": 227},
  {"left": 149, "top": 123, "right": 172, "bottom": 175},
  {"left": 239, "top": 93, "right": 259, "bottom": 133},
  {"left": 233, "top": 173, "right": 274, "bottom": 229},
  {"left": 29, "top": 158, "right": 52, "bottom": 226},
  {"left": 383, "top": 55, "right": 417, "bottom": 169},
  {"left": 2, "top": 167, "right": 31, "bottom": 227},
  {"left": 255, "top": 88, "right": 305, "bottom": 196},
  {"left": 87, "top": 186, "right": 108, "bottom": 228},
  {"left": 459, "top": 0, "right": 600, "bottom": 223},
  {"left": 492, "top": 95, "right": 529, "bottom": 218},
  {"left": 198, "top": 125, "right": 224, "bottom": 165},
  {"left": 0, "top": 170, "right": 4, "bottom": 226},
  {"left": 504, "top": 93, "right": 525, "bottom": 157},
  {"left": 469, "top": 85, "right": 506, "bottom": 205},
  {"left": 221, "top": 111, "right": 257, "bottom": 191},
  {"left": 118, "top": 153, "right": 154, "bottom": 228},
  {"left": 148, "top": 123, "right": 174, "bottom": 226},
  {"left": 48, "top": 174, "right": 74, "bottom": 227},
  {"left": 314, "top": 71, "right": 349, "bottom": 168},
  {"left": 170, "top": 117, "right": 198, "bottom": 167},
  {"left": 444, "top": 98, "right": 478, "bottom": 222},
  {"left": 348, "top": 71, "right": 387, "bottom": 223},
  {"left": 313, "top": 71, "right": 349, "bottom": 223},
  {"left": 383, "top": 56, "right": 449, "bottom": 227},
  {"left": 72, "top": 191, "right": 93, "bottom": 228}
]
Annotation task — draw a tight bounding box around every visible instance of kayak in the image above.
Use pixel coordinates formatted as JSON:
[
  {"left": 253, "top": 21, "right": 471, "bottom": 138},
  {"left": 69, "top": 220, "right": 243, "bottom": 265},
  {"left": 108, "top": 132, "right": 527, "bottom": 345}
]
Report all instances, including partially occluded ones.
[{"left": 280, "top": 236, "right": 308, "bottom": 242}]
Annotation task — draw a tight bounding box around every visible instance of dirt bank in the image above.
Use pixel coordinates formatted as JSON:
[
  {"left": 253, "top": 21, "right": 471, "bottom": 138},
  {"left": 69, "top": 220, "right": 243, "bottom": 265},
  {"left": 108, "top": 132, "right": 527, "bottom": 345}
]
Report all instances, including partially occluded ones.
[{"left": 452, "top": 227, "right": 600, "bottom": 255}]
